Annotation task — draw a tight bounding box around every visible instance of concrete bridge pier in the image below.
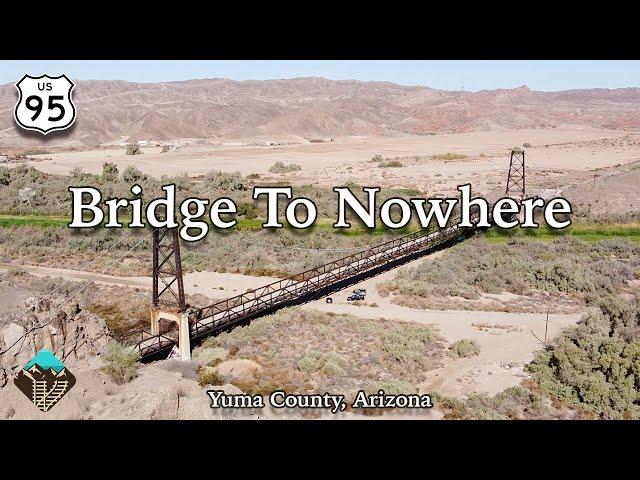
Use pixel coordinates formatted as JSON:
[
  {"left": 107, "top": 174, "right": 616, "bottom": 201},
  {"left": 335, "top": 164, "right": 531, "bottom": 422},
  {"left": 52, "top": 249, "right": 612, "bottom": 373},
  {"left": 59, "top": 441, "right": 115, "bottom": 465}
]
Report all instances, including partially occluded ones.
[{"left": 150, "top": 307, "right": 191, "bottom": 361}]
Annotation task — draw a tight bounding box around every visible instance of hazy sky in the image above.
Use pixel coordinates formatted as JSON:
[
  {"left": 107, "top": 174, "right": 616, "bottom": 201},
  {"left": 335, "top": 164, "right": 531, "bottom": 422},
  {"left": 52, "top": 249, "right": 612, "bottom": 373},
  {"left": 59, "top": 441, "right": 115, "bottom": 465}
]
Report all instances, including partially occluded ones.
[{"left": 1, "top": 60, "right": 638, "bottom": 92}]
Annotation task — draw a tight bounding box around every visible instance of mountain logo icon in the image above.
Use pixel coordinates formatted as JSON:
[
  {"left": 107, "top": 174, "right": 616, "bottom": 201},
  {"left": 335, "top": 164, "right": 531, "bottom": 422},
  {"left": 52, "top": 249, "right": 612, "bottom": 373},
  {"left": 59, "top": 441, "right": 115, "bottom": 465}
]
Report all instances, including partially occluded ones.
[{"left": 14, "top": 349, "right": 76, "bottom": 412}]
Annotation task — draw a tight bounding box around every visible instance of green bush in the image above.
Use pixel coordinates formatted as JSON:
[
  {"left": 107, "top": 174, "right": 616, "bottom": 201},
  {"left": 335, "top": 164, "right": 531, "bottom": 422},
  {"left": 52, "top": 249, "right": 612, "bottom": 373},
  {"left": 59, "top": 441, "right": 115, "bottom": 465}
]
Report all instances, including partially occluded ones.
[
  {"left": 203, "top": 171, "right": 245, "bottom": 191},
  {"left": 450, "top": 339, "right": 480, "bottom": 358},
  {"left": 236, "top": 201, "right": 258, "bottom": 219},
  {"left": 100, "top": 341, "right": 140, "bottom": 384},
  {"left": 380, "top": 327, "right": 433, "bottom": 362},
  {"left": 121, "top": 165, "right": 147, "bottom": 184},
  {"left": 269, "top": 161, "right": 302, "bottom": 174},
  {"left": 101, "top": 162, "right": 119, "bottom": 183},
  {"left": 125, "top": 143, "right": 142, "bottom": 155},
  {"left": 529, "top": 294, "right": 640, "bottom": 418}
]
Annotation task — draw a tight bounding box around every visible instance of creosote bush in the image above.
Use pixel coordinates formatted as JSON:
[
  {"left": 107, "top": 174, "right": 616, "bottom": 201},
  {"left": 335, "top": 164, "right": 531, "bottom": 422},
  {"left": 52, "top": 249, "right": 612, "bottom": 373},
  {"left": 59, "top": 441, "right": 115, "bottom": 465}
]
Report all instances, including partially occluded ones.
[
  {"left": 450, "top": 338, "right": 481, "bottom": 358},
  {"left": 125, "top": 143, "right": 142, "bottom": 155},
  {"left": 203, "top": 171, "right": 245, "bottom": 191},
  {"left": 101, "top": 341, "right": 140, "bottom": 384},
  {"left": 269, "top": 161, "right": 302, "bottom": 174}
]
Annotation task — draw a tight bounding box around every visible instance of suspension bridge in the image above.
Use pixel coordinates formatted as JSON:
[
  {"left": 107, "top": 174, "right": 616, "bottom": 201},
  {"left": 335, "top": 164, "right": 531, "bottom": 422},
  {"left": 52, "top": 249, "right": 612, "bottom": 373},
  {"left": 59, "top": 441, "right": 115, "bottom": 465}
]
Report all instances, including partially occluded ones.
[{"left": 119, "top": 150, "right": 527, "bottom": 362}]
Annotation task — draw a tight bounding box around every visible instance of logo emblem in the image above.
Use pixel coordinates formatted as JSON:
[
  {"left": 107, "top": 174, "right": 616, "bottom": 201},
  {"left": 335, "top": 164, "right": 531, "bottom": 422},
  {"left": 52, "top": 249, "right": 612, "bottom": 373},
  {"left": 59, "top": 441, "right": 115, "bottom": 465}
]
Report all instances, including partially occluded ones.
[
  {"left": 14, "top": 349, "right": 76, "bottom": 412},
  {"left": 14, "top": 74, "right": 76, "bottom": 135}
]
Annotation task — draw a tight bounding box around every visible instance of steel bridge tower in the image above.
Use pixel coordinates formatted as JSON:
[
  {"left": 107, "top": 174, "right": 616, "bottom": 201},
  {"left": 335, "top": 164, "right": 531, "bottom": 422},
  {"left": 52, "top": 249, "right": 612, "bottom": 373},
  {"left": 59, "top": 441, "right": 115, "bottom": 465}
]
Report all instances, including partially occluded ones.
[
  {"left": 506, "top": 149, "right": 526, "bottom": 199},
  {"left": 150, "top": 227, "right": 191, "bottom": 360}
]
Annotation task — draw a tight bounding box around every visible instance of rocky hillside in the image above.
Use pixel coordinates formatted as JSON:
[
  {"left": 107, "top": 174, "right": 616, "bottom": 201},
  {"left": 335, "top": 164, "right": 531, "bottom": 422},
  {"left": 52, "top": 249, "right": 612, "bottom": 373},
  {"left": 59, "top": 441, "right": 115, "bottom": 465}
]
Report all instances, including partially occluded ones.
[{"left": 1, "top": 77, "right": 640, "bottom": 145}]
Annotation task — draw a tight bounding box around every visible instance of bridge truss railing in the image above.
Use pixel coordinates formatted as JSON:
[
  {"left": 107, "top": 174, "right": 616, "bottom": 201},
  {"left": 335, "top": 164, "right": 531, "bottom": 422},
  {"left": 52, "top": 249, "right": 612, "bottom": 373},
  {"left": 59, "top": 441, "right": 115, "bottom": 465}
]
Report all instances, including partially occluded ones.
[{"left": 189, "top": 209, "right": 484, "bottom": 341}]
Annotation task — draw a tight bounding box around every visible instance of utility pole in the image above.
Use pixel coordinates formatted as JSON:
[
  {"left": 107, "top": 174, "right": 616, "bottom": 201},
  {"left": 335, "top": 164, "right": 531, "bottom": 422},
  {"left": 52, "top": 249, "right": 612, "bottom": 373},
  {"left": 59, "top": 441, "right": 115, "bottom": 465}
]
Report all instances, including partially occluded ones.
[{"left": 545, "top": 310, "right": 549, "bottom": 344}]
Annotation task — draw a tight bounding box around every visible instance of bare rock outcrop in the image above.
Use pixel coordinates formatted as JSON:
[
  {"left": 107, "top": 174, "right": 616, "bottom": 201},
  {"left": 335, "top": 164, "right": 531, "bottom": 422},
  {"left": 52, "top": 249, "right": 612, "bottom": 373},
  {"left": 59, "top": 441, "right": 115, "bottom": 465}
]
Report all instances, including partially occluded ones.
[{"left": 0, "top": 298, "right": 110, "bottom": 386}]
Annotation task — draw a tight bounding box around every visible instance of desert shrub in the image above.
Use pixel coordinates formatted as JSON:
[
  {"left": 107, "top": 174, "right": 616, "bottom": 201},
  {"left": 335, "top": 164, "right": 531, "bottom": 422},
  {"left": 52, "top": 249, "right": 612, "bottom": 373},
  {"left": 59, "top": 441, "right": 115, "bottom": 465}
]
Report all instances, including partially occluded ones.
[
  {"left": 193, "top": 346, "right": 227, "bottom": 365},
  {"left": 523, "top": 142, "right": 532, "bottom": 148},
  {"left": 121, "top": 165, "right": 147, "bottom": 184},
  {"left": 89, "top": 297, "right": 148, "bottom": 339},
  {"left": 450, "top": 338, "right": 480, "bottom": 358},
  {"left": 0, "top": 167, "right": 10, "bottom": 186},
  {"left": 439, "top": 385, "right": 549, "bottom": 419},
  {"left": 101, "top": 162, "right": 119, "bottom": 183},
  {"left": 298, "top": 350, "right": 347, "bottom": 376},
  {"left": 269, "top": 161, "right": 302, "bottom": 174},
  {"left": 69, "top": 167, "right": 85, "bottom": 179},
  {"left": 236, "top": 201, "right": 258, "bottom": 219},
  {"left": 380, "top": 327, "right": 433, "bottom": 362},
  {"left": 529, "top": 294, "right": 640, "bottom": 418},
  {"left": 100, "top": 341, "right": 140, "bottom": 384},
  {"left": 161, "top": 145, "right": 170, "bottom": 153},
  {"left": 370, "top": 154, "right": 384, "bottom": 163},
  {"left": 365, "top": 379, "right": 416, "bottom": 395},
  {"left": 22, "top": 147, "right": 52, "bottom": 156},
  {"left": 125, "top": 143, "right": 142, "bottom": 155},
  {"left": 430, "top": 152, "right": 468, "bottom": 161},
  {"left": 197, "top": 366, "right": 224, "bottom": 387},
  {"left": 379, "top": 159, "right": 404, "bottom": 168},
  {"left": 203, "top": 170, "right": 245, "bottom": 191}
]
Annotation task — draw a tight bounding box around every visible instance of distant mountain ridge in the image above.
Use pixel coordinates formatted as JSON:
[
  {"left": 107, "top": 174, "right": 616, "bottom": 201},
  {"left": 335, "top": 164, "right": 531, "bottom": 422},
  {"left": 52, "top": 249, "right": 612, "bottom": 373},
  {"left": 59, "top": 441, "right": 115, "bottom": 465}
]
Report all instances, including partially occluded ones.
[{"left": 1, "top": 77, "right": 639, "bottom": 145}]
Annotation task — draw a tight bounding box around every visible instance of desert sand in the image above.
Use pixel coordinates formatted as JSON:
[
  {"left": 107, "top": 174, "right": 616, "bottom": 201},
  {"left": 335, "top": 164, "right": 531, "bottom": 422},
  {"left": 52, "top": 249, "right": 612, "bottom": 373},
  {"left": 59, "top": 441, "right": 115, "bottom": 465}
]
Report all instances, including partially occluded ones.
[{"left": 19, "top": 129, "right": 640, "bottom": 197}]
